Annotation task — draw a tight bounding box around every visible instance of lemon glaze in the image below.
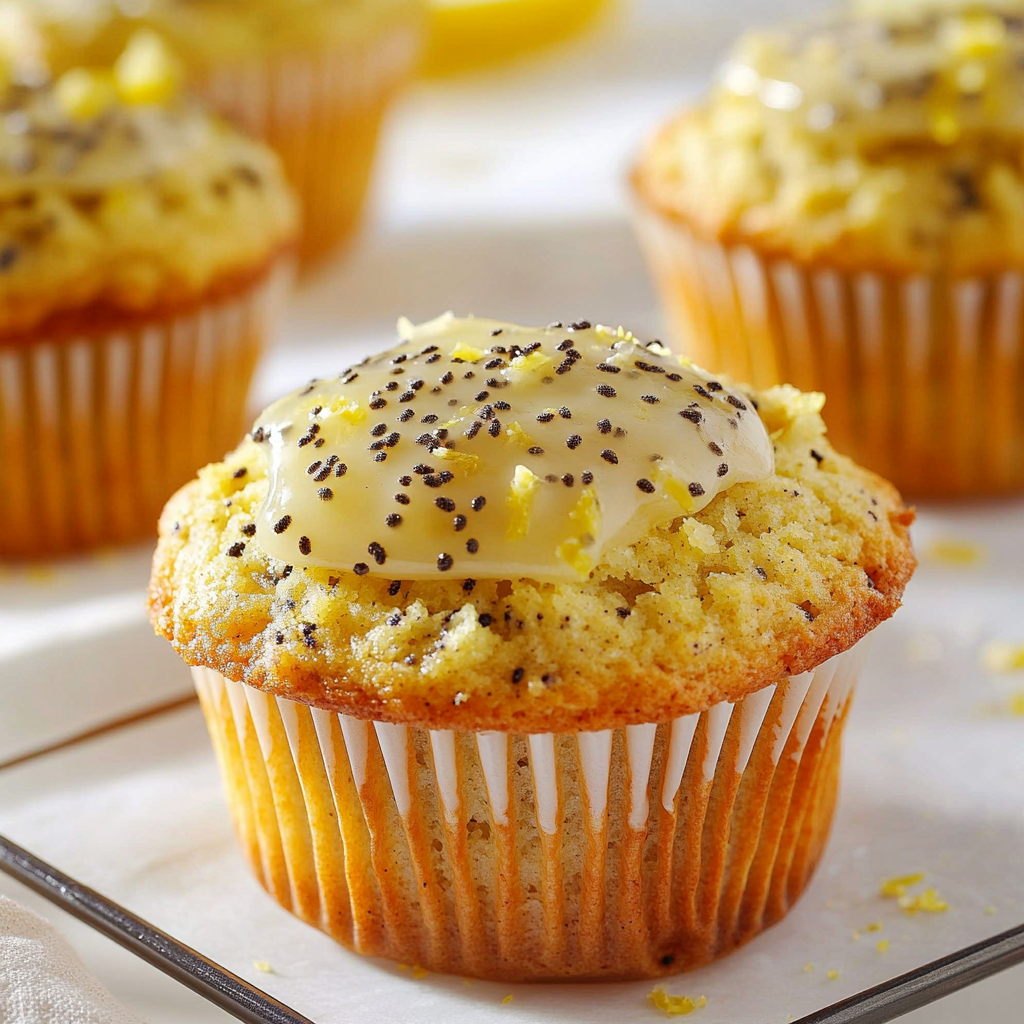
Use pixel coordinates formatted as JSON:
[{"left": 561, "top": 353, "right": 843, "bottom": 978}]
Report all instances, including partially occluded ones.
[{"left": 252, "top": 315, "right": 774, "bottom": 582}]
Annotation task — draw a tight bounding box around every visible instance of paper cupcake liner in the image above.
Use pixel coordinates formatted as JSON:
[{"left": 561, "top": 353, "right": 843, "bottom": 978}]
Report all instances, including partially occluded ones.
[
  {"left": 194, "top": 21, "right": 422, "bottom": 266},
  {"left": 0, "top": 265, "right": 291, "bottom": 559},
  {"left": 634, "top": 207, "right": 1024, "bottom": 498},
  {"left": 192, "top": 641, "right": 865, "bottom": 981}
]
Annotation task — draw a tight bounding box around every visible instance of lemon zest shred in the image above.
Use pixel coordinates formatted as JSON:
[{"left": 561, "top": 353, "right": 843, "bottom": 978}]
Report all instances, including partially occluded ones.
[
  {"left": 925, "top": 537, "right": 986, "bottom": 566},
  {"left": 450, "top": 342, "right": 485, "bottom": 362},
  {"left": 508, "top": 350, "right": 551, "bottom": 375},
  {"left": 879, "top": 872, "right": 925, "bottom": 898},
  {"left": 503, "top": 421, "right": 537, "bottom": 451},
  {"left": 647, "top": 986, "right": 706, "bottom": 1016},
  {"left": 507, "top": 465, "right": 541, "bottom": 540},
  {"left": 434, "top": 447, "right": 480, "bottom": 475},
  {"left": 899, "top": 888, "right": 949, "bottom": 915}
]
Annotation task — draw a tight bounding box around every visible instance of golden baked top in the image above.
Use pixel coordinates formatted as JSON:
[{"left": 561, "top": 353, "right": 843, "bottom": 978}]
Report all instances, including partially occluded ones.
[
  {"left": 9, "top": 0, "right": 424, "bottom": 70},
  {"left": 0, "top": 38, "right": 297, "bottom": 337},
  {"left": 149, "top": 317, "right": 915, "bottom": 733},
  {"left": 253, "top": 315, "right": 775, "bottom": 582},
  {"left": 633, "top": 1, "right": 1024, "bottom": 274}
]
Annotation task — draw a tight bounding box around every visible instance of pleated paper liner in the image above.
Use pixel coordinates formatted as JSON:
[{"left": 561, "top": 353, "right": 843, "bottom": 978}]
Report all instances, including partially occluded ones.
[
  {"left": 633, "top": 205, "right": 1024, "bottom": 499},
  {"left": 194, "top": 20, "right": 423, "bottom": 268},
  {"left": 192, "top": 640, "right": 865, "bottom": 982},
  {"left": 0, "top": 262, "right": 291, "bottom": 560}
]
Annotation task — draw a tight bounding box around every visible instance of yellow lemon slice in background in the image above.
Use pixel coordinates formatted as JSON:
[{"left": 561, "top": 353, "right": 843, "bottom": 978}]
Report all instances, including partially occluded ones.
[{"left": 423, "top": 0, "right": 614, "bottom": 76}]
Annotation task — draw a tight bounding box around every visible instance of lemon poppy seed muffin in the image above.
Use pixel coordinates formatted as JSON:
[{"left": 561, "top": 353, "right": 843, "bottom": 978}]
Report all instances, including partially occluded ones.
[
  {"left": 0, "top": 43, "right": 297, "bottom": 558},
  {"left": 632, "top": 0, "right": 1024, "bottom": 498},
  {"left": 149, "top": 315, "right": 914, "bottom": 980},
  {"left": 13, "top": 0, "right": 425, "bottom": 266}
]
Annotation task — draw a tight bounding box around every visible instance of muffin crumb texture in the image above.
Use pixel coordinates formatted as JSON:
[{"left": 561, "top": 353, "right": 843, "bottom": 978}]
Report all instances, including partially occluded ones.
[
  {"left": 635, "top": 3, "right": 1024, "bottom": 273},
  {"left": 0, "top": 56, "right": 296, "bottom": 337},
  {"left": 150, "top": 363, "right": 914, "bottom": 732}
]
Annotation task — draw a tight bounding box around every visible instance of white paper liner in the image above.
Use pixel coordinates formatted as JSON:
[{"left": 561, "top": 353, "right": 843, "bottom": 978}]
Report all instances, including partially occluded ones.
[
  {"left": 0, "top": 265, "right": 290, "bottom": 558},
  {"left": 633, "top": 206, "right": 1024, "bottom": 497},
  {"left": 193, "top": 22, "right": 422, "bottom": 265},
  {"left": 191, "top": 639, "right": 866, "bottom": 982}
]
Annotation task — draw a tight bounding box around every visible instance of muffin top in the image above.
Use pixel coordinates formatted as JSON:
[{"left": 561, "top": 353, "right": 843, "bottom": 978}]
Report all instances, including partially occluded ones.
[
  {"left": 0, "top": 36, "right": 297, "bottom": 338},
  {"left": 9, "top": 0, "right": 423, "bottom": 69},
  {"left": 149, "top": 316, "right": 915, "bottom": 733},
  {"left": 634, "top": 0, "right": 1024, "bottom": 274}
]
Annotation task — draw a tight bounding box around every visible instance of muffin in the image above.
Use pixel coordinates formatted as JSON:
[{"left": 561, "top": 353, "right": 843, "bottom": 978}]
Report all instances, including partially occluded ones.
[
  {"left": 13, "top": 0, "right": 425, "bottom": 266},
  {"left": 148, "top": 315, "right": 915, "bottom": 980},
  {"left": 632, "top": 0, "right": 1024, "bottom": 498},
  {"left": 0, "top": 47, "right": 297, "bottom": 560}
]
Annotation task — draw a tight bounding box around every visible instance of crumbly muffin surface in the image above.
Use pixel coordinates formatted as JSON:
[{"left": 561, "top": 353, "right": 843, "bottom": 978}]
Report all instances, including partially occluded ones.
[
  {"left": 150, "top": 376, "right": 915, "bottom": 733},
  {"left": 635, "top": 1, "right": 1024, "bottom": 274},
  {"left": 12, "top": 0, "right": 422, "bottom": 67},
  {"left": 0, "top": 59, "right": 296, "bottom": 336}
]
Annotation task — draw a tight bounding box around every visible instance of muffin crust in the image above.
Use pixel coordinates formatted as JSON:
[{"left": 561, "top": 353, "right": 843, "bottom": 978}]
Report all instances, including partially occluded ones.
[{"left": 149, "top": 380, "right": 915, "bottom": 733}]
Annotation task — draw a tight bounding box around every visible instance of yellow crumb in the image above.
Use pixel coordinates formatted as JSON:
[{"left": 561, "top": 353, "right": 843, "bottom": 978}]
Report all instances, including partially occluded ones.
[
  {"left": 827, "top": 969, "right": 840, "bottom": 980},
  {"left": 924, "top": 537, "right": 986, "bottom": 566},
  {"left": 397, "top": 963, "right": 409, "bottom": 972},
  {"left": 980, "top": 641, "right": 1024, "bottom": 674},
  {"left": 1010, "top": 693, "right": 1024, "bottom": 717},
  {"left": 647, "top": 987, "right": 707, "bottom": 1016},
  {"left": 803, "top": 964, "right": 814, "bottom": 973},
  {"left": 865, "top": 922, "right": 883, "bottom": 933},
  {"left": 501, "top": 994, "right": 514, "bottom": 1005},
  {"left": 412, "top": 964, "right": 429, "bottom": 979},
  {"left": 876, "top": 940, "right": 891, "bottom": 953},
  {"left": 880, "top": 873, "right": 926, "bottom": 899},
  {"left": 683, "top": 519, "right": 720, "bottom": 554},
  {"left": 898, "top": 888, "right": 949, "bottom": 915},
  {"left": 252, "top": 960, "right": 272, "bottom": 973}
]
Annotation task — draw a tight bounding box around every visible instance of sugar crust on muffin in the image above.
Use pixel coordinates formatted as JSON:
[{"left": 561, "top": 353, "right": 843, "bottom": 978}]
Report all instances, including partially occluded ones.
[
  {"left": 0, "top": 50, "right": 296, "bottom": 337},
  {"left": 634, "top": 2, "right": 1024, "bottom": 274}
]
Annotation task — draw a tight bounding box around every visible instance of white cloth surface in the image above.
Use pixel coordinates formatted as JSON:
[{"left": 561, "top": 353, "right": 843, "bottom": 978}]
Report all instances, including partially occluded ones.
[{"left": 0, "top": 897, "right": 144, "bottom": 1024}]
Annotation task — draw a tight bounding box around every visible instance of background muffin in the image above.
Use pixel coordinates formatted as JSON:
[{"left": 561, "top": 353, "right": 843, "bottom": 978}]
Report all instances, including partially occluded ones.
[
  {"left": 0, "top": 45, "right": 297, "bottom": 559},
  {"left": 149, "top": 316, "right": 914, "bottom": 981},
  {"left": 13, "top": 0, "right": 425, "bottom": 267},
  {"left": 632, "top": 0, "right": 1024, "bottom": 498}
]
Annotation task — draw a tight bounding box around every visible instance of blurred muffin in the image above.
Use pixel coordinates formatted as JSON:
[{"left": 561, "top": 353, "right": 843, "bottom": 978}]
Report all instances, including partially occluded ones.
[
  {"left": 632, "top": 0, "right": 1024, "bottom": 498},
  {"left": 0, "top": 44, "right": 296, "bottom": 560},
  {"left": 149, "top": 315, "right": 914, "bottom": 980},
  {"left": 13, "top": 0, "right": 425, "bottom": 266}
]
